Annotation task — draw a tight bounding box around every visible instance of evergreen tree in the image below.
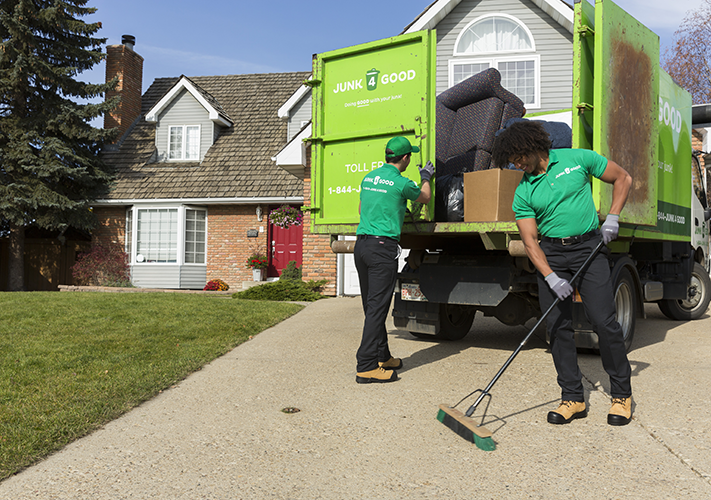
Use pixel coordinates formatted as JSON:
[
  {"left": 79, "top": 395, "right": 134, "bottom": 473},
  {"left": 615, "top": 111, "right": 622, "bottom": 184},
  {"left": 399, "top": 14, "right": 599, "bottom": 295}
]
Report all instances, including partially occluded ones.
[{"left": 0, "top": 0, "right": 118, "bottom": 290}]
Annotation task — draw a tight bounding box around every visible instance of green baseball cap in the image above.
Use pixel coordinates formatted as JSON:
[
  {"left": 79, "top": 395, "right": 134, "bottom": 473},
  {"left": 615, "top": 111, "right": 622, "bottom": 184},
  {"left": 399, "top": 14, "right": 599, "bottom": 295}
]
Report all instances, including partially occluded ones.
[{"left": 385, "top": 136, "right": 420, "bottom": 157}]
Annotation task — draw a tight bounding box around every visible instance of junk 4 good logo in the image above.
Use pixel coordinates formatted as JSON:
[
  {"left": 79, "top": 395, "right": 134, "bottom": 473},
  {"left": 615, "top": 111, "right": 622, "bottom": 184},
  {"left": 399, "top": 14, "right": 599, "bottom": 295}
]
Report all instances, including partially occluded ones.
[
  {"left": 366, "top": 69, "right": 380, "bottom": 90},
  {"left": 333, "top": 67, "right": 417, "bottom": 93}
]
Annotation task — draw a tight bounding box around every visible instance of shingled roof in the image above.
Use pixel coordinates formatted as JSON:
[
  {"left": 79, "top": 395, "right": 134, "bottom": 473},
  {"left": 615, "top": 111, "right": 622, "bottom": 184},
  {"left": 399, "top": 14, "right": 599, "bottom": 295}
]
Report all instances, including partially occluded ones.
[{"left": 100, "top": 71, "right": 311, "bottom": 202}]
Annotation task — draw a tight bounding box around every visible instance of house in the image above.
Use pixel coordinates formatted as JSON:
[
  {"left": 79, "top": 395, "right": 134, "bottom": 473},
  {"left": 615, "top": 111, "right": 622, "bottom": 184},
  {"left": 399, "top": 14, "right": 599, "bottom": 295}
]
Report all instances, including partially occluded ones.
[
  {"left": 275, "top": 0, "right": 577, "bottom": 295},
  {"left": 93, "top": 2, "right": 705, "bottom": 296},
  {"left": 91, "top": 36, "right": 323, "bottom": 292}
]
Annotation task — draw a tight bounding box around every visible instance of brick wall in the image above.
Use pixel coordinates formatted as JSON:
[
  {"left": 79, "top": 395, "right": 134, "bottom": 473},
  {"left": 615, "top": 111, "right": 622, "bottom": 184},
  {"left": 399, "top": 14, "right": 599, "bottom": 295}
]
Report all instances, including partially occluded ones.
[
  {"left": 206, "top": 205, "right": 270, "bottom": 287},
  {"left": 92, "top": 188, "right": 338, "bottom": 294},
  {"left": 105, "top": 43, "right": 144, "bottom": 141},
  {"left": 301, "top": 145, "right": 338, "bottom": 296}
]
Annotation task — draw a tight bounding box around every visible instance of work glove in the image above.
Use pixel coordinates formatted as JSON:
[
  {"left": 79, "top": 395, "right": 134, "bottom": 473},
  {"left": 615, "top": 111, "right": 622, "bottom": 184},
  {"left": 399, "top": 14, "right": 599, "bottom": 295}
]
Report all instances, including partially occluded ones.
[
  {"left": 419, "top": 160, "right": 434, "bottom": 183},
  {"left": 601, "top": 214, "right": 620, "bottom": 245},
  {"left": 545, "top": 272, "right": 574, "bottom": 301}
]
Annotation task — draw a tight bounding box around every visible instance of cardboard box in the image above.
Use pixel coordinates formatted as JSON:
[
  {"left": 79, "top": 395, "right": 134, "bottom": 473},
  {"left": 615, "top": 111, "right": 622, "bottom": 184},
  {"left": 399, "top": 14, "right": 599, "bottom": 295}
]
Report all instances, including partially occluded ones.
[{"left": 463, "top": 169, "right": 524, "bottom": 222}]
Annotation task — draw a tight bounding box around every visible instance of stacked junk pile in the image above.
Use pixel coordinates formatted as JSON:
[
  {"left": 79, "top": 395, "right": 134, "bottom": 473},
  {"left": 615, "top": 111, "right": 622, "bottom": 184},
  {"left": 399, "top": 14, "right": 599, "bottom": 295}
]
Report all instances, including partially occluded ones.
[{"left": 434, "top": 68, "right": 572, "bottom": 221}]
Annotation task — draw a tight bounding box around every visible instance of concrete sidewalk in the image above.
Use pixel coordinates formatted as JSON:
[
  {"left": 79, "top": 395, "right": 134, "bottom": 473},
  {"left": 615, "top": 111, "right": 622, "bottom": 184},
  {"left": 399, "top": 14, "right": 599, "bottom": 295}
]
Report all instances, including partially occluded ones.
[{"left": 1, "top": 297, "right": 710, "bottom": 499}]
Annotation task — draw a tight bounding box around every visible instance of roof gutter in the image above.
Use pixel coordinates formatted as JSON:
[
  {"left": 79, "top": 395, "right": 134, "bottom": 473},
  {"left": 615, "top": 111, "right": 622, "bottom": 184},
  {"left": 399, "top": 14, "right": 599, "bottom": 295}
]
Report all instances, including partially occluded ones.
[{"left": 92, "top": 196, "right": 304, "bottom": 207}]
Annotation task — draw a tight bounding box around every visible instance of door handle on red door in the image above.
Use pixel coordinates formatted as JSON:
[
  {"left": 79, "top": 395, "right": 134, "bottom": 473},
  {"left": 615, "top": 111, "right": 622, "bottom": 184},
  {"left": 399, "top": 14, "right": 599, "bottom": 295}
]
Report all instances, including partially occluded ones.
[{"left": 271, "top": 240, "right": 275, "bottom": 257}]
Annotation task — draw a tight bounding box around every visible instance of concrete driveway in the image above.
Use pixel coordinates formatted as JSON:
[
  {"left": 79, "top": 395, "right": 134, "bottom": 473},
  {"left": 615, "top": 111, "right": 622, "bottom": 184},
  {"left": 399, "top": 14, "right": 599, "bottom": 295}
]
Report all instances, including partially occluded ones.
[{"left": 1, "top": 297, "right": 709, "bottom": 499}]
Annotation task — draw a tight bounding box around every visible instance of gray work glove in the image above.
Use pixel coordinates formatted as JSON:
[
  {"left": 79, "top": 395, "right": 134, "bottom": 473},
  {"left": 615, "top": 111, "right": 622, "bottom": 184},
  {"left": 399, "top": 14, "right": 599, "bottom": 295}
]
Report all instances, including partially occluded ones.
[
  {"left": 419, "top": 160, "right": 434, "bottom": 183},
  {"left": 545, "top": 272, "right": 574, "bottom": 301},
  {"left": 601, "top": 214, "right": 620, "bottom": 245}
]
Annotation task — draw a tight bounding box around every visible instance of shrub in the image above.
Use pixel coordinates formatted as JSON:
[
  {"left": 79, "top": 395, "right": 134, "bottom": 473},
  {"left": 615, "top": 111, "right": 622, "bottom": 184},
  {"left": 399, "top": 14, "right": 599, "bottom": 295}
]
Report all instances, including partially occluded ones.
[
  {"left": 279, "top": 260, "right": 302, "bottom": 281},
  {"left": 232, "top": 279, "right": 328, "bottom": 302},
  {"left": 302, "top": 280, "right": 328, "bottom": 292},
  {"left": 72, "top": 244, "right": 132, "bottom": 287},
  {"left": 204, "top": 279, "right": 229, "bottom": 291}
]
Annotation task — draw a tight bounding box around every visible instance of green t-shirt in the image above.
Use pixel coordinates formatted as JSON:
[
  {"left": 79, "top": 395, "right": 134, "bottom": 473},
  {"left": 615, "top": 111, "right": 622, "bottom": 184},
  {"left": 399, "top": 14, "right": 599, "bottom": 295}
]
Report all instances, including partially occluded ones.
[
  {"left": 512, "top": 149, "right": 608, "bottom": 238},
  {"left": 356, "top": 164, "right": 421, "bottom": 241}
]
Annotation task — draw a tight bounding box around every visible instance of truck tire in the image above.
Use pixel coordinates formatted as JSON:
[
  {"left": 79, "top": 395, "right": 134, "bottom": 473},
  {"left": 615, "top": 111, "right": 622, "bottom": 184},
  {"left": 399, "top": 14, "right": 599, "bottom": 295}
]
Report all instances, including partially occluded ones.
[
  {"left": 613, "top": 266, "right": 636, "bottom": 353},
  {"left": 658, "top": 262, "right": 711, "bottom": 320},
  {"left": 410, "top": 303, "right": 475, "bottom": 341},
  {"left": 439, "top": 303, "right": 476, "bottom": 340}
]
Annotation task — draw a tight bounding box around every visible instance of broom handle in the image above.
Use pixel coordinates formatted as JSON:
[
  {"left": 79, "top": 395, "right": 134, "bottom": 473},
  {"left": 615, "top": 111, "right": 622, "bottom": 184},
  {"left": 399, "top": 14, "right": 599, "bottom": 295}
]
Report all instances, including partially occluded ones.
[{"left": 465, "top": 239, "right": 605, "bottom": 418}]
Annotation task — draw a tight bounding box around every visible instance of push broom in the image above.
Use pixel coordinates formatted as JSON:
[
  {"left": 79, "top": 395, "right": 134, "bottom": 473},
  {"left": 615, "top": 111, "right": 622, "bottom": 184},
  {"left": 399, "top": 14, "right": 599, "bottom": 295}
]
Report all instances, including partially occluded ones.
[{"left": 437, "top": 239, "right": 605, "bottom": 451}]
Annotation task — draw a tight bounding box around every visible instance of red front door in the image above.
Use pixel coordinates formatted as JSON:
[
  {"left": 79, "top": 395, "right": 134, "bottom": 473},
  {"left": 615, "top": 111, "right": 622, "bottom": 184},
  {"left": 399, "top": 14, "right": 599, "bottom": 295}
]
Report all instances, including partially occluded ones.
[{"left": 268, "top": 207, "right": 303, "bottom": 277}]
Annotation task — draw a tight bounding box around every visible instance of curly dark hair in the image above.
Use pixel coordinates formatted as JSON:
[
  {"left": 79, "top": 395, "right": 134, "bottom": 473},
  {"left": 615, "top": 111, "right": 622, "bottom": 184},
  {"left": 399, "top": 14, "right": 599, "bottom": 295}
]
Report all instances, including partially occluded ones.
[{"left": 491, "top": 120, "right": 552, "bottom": 168}]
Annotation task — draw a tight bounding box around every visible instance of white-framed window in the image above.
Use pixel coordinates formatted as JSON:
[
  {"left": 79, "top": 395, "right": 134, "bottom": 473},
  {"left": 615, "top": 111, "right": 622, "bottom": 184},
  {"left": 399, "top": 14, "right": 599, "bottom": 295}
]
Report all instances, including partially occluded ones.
[
  {"left": 184, "top": 209, "right": 206, "bottom": 264},
  {"left": 127, "top": 206, "right": 207, "bottom": 265},
  {"left": 450, "top": 14, "right": 540, "bottom": 109},
  {"left": 168, "top": 125, "right": 200, "bottom": 160},
  {"left": 125, "top": 208, "right": 133, "bottom": 256},
  {"left": 136, "top": 208, "right": 178, "bottom": 263}
]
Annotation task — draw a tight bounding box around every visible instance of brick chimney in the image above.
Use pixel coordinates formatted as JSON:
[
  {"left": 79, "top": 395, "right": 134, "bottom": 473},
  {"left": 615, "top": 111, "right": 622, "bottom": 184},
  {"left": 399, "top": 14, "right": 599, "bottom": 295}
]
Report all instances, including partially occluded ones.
[{"left": 104, "top": 34, "right": 143, "bottom": 141}]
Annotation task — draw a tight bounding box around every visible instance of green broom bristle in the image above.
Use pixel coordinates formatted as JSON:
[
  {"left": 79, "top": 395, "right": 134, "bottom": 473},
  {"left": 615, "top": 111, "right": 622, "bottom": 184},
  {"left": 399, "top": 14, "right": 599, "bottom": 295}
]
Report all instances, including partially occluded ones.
[
  {"left": 474, "top": 433, "right": 496, "bottom": 451},
  {"left": 437, "top": 407, "right": 496, "bottom": 451}
]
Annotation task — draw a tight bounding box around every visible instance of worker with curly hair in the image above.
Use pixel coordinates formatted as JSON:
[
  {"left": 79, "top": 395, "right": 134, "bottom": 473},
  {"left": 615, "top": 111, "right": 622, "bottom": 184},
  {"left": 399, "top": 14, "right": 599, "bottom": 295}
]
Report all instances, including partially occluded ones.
[{"left": 492, "top": 120, "right": 635, "bottom": 426}]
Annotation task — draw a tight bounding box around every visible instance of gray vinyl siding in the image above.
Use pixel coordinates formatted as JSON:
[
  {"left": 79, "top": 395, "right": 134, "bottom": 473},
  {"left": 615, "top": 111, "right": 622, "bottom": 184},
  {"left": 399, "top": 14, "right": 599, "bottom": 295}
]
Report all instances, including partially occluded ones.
[
  {"left": 155, "top": 89, "right": 215, "bottom": 162},
  {"left": 433, "top": 0, "right": 573, "bottom": 113},
  {"left": 130, "top": 265, "right": 207, "bottom": 289},
  {"left": 288, "top": 94, "right": 312, "bottom": 141},
  {"left": 131, "top": 265, "right": 181, "bottom": 289},
  {"left": 180, "top": 265, "right": 207, "bottom": 289}
]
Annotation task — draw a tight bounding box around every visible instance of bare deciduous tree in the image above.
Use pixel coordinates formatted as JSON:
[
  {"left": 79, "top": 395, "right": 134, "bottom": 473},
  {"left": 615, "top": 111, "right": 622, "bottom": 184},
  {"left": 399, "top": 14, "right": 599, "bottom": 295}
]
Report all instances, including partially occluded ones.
[{"left": 663, "top": 0, "right": 711, "bottom": 104}]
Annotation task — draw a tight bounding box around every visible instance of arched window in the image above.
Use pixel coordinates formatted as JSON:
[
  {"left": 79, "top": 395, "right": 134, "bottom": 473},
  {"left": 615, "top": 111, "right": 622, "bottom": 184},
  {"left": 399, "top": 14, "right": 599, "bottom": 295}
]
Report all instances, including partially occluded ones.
[
  {"left": 456, "top": 15, "right": 534, "bottom": 54},
  {"left": 450, "top": 14, "right": 540, "bottom": 108}
]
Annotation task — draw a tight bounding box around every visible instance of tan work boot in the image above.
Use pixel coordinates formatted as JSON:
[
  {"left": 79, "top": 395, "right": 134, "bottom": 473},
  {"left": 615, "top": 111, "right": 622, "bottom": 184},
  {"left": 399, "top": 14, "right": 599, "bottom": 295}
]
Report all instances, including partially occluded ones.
[
  {"left": 547, "top": 400, "right": 587, "bottom": 424},
  {"left": 379, "top": 357, "right": 403, "bottom": 370},
  {"left": 608, "top": 397, "right": 633, "bottom": 426},
  {"left": 356, "top": 367, "right": 398, "bottom": 384}
]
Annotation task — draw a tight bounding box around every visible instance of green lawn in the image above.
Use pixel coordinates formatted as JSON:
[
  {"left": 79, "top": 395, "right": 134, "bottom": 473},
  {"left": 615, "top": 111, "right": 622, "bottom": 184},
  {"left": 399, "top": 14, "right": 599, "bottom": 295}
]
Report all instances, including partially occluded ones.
[{"left": 0, "top": 292, "right": 304, "bottom": 480}]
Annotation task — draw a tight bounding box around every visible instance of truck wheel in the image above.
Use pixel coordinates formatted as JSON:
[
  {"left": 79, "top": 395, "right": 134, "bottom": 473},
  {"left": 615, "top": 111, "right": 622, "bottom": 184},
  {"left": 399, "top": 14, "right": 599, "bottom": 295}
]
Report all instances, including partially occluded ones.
[
  {"left": 437, "top": 303, "right": 476, "bottom": 340},
  {"left": 658, "top": 262, "right": 711, "bottom": 320},
  {"left": 410, "top": 303, "right": 475, "bottom": 341},
  {"left": 613, "top": 267, "right": 636, "bottom": 353}
]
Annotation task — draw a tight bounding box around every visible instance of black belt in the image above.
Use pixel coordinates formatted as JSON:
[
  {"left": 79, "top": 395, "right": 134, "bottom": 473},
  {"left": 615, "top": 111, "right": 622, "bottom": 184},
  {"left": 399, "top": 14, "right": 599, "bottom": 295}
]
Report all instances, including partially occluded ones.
[
  {"left": 357, "top": 234, "right": 397, "bottom": 242},
  {"left": 542, "top": 229, "right": 599, "bottom": 246}
]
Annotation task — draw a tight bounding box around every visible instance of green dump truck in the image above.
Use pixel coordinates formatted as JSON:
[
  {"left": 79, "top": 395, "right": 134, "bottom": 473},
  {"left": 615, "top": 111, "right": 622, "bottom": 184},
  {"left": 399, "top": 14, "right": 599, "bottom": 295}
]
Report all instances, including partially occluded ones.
[{"left": 308, "top": 0, "right": 711, "bottom": 349}]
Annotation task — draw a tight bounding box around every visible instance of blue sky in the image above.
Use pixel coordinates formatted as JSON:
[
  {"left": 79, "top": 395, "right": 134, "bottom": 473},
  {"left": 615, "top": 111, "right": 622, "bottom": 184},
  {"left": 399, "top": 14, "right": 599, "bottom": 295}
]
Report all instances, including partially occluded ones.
[{"left": 80, "top": 0, "right": 703, "bottom": 92}]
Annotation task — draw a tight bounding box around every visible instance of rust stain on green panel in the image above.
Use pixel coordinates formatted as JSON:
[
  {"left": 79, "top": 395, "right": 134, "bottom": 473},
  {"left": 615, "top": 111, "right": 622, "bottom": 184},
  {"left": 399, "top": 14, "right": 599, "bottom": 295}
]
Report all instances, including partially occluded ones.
[
  {"left": 594, "top": 0, "right": 659, "bottom": 226},
  {"left": 606, "top": 37, "right": 653, "bottom": 219}
]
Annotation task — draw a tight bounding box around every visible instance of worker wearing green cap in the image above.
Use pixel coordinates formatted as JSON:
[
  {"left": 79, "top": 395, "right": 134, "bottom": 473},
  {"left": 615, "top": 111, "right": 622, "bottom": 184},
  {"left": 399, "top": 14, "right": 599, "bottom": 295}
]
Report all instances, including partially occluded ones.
[{"left": 354, "top": 136, "right": 434, "bottom": 383}]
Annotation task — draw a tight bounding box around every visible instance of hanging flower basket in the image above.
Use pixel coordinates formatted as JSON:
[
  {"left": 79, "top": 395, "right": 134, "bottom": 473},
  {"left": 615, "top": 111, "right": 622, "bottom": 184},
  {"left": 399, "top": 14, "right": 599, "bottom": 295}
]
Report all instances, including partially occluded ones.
[{"left": 269, "top": 205, "right": 303, "bottom": 229}]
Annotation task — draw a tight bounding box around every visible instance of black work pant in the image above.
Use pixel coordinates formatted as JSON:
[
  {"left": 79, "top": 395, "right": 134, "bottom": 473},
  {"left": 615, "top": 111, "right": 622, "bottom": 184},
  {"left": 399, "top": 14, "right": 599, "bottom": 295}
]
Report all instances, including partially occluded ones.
[
  {"left": 538, "top": 234, "right": 632, "bottom": 401},
  {"left": 354, "top": 236, "right": 399, "bottom": 372}
]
